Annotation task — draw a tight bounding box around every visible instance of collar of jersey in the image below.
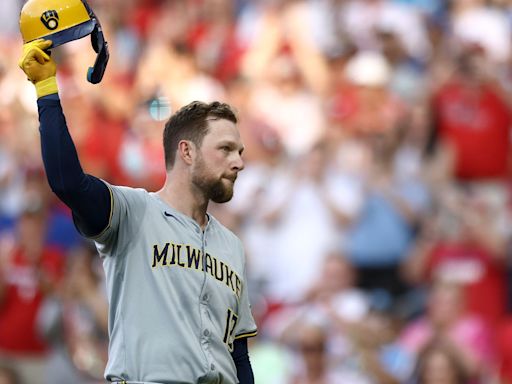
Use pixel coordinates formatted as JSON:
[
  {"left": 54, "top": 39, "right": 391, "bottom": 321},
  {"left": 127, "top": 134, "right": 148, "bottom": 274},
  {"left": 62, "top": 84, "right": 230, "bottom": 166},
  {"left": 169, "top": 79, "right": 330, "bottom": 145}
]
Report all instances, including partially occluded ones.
[{"left": 151, "top": 192, "right": 212, "bottom": 230}]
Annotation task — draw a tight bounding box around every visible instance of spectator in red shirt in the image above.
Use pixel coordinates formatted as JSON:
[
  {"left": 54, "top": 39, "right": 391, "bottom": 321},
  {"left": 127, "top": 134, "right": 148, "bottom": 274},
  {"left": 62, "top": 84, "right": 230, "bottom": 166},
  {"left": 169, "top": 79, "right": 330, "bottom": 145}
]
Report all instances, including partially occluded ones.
[
  {"left": 0, "top": 197, "right": 64, "bottom": 384},
  {"left": 431, "top": 44, "right": 511, "bottom": 181},
  {"left": 403, "top": 186, "right": 507, "bottom": 327}
]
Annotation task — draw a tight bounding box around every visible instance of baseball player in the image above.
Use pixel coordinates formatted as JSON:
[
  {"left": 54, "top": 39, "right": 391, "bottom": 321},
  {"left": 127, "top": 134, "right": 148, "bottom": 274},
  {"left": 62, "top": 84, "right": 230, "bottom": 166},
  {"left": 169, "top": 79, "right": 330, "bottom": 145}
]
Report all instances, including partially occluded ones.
[{"left": 18, "top": 34, "right": 257, "bottom": 384}]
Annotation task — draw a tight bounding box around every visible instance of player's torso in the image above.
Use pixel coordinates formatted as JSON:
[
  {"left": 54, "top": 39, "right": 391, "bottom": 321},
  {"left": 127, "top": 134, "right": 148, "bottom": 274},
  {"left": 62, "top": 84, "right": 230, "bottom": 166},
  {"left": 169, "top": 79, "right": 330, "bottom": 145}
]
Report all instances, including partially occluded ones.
[{"left": 103, "top": 193, "right": 244, "bottom": 384}]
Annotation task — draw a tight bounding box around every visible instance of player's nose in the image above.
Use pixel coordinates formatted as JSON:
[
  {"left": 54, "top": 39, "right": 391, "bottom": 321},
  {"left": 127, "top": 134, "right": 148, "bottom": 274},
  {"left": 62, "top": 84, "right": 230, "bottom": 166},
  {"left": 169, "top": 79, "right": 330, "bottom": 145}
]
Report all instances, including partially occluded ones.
[{"left": 232, "top": 153, "right": 244, "bottom": 172}]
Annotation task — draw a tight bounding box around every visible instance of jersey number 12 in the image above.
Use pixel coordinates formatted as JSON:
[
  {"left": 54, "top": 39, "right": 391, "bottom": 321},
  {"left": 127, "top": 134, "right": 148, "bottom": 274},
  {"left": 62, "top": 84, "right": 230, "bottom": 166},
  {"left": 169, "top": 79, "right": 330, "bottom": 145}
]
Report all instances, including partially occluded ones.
[{"left": 223, "top": 308, "right": 238, "bottom": 352}]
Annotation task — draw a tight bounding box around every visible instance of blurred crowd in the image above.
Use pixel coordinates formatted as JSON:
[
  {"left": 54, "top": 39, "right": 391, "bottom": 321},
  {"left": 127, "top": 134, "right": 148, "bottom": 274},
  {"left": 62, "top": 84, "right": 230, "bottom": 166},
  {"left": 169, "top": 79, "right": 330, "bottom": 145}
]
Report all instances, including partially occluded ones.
[{"left": 2, "top": 0, "right": 512, "bottom": 383}]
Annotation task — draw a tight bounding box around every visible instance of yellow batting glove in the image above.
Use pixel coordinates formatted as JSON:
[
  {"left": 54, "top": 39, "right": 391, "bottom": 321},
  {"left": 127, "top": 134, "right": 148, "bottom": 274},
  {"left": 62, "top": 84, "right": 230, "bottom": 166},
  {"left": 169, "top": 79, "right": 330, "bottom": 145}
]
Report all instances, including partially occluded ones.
[{"left": 18, "top": 39, "right": 58, "bottom": 98}]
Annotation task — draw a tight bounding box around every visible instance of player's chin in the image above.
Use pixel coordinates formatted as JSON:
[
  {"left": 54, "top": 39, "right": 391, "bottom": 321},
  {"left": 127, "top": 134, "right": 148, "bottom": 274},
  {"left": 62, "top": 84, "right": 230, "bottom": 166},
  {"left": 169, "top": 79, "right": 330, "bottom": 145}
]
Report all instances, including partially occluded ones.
[
  {"left": 211, "top": 181, "right": 234, "bottom": 203},
  {"left": 211, "top": 190, "right": 233, "bottom": 203}
]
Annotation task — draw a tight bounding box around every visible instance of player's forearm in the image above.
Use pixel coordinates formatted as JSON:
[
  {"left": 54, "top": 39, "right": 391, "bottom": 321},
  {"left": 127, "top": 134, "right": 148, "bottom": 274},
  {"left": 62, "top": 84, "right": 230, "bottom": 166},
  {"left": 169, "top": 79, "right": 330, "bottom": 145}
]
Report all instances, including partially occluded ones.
[
  {"left": 38, "top": 95, "right": 86, "bottom": 196},
  {"left": 231, "top": 338, "right": 255, "bottom": 384},
  {"left": 37, "top": 94, "right": 111, "bottom": 236}
]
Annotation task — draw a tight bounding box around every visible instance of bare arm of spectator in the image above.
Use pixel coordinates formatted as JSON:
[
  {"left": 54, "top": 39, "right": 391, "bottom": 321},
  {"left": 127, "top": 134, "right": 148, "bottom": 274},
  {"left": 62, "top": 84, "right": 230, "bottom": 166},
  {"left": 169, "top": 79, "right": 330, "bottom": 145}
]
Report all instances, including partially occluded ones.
[
  {"left": 318, "top": 186, "right": 356, "bottom": 227},
  {"left": 359, "top": 349, "right": 400, "bottom": 384},
  {"left": 401, "top": 222, "right": 438, "bottom": 284},
  {"left": 0, "top": 266, "right": 6, "bottom": 305},
  {"left": 385, "top": 188, "right": 420, "bottom": 225},
  {"left": 79, "top": 286, "right": 109, "bottom": 333},
  {"left": 261, "top": 199, "right": 290, "bottom": 226},
  {"left": 322, "top": 304, "right": 400, "bottom": 383},
  {"left": 462, "top": 208, "right": 507, "bottom": 260},
  {"left": 240, "top": 9, "right": 283, "bottom": 81},
  {"left": 0, "top": 237, "right": 14, "bottom": 304},
  {"left": 0, "top": 168, "right": 12, "bottom": 189},
  {"left": 431, "top": 331, "right": 483, "bottom": 379},
  {"left": 282, "top": 2, "right": 330, "bottom": 96},
  {"left": 261, "top": 166, "right": 303, "bottom": 225},
  {"left": 370, "top": 172, "right": 420, "bottom": 225},
  {"left": 65, "top": 252, "right": 109, "bottom": 333},
  {"left": 426, "top": 102, "right": 457, "bottom": 185}
]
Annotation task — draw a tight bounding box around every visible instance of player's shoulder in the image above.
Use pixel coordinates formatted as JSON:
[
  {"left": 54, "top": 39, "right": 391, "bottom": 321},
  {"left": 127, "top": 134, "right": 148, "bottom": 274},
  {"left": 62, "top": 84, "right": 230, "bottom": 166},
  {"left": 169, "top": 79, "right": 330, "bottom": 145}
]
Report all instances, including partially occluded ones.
[
  {"left": 104, "top": 181, "right": 148, "bottom": 194},
  {"left": 208, "top": 215, "right": 243, "bottom": 248},
  {"left": 103, "top": 181, "right": 151, "bottom": 201}
]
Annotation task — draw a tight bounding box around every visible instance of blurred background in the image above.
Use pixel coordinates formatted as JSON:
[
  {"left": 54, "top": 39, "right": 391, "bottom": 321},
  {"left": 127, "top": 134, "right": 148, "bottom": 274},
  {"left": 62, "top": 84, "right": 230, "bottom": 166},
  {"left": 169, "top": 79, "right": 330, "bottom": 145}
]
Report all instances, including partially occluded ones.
[{"left": 2, "top": 0, "right": 512, "bottom": 383}]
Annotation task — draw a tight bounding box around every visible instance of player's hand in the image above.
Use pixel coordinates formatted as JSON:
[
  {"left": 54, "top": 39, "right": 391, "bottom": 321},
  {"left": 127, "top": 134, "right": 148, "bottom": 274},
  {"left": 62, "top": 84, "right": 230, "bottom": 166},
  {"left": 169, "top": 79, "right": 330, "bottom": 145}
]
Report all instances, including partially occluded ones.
[
  {"left": 18, "top": 39, "right": 56, "bottom": 83},
  {"left": 18, "top": 39, "right": 58, "bottom": 98}
]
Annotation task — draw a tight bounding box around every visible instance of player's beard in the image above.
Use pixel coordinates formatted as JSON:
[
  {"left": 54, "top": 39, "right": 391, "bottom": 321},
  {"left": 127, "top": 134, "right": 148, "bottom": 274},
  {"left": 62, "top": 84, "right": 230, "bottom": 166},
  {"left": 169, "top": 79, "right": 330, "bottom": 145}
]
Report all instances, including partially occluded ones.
[{"left": 192, "top": 154, "right": 235, "bottom": 203}]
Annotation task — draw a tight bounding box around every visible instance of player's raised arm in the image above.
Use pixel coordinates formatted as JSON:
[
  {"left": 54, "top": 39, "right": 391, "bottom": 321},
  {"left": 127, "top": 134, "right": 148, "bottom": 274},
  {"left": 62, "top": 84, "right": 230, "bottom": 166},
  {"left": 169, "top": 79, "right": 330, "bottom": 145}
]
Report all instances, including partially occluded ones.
[{"left": 18, "top": 40, "right": 111, "bottom": 237}]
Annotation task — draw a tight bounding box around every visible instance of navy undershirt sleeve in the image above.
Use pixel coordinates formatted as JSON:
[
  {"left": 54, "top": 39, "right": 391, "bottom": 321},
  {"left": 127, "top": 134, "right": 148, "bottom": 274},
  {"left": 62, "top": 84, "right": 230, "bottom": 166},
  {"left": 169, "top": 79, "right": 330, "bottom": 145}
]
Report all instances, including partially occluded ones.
[
  {"left": 37, "top": 94, "right": 111, "bottom": 237},
  {"left": 231, "top": 338, "right": 254, "bottom": 384}
]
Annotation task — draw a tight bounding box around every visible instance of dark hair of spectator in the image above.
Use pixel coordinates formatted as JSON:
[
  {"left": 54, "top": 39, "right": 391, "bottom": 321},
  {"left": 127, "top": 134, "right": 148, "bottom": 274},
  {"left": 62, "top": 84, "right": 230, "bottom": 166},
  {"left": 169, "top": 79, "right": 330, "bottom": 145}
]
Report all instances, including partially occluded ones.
[
  {"left": 415, "top": 339, "right": 470, "bottom": 384},
  {"left": 163, "top": 101, "right": 238, "bottom": 169}
]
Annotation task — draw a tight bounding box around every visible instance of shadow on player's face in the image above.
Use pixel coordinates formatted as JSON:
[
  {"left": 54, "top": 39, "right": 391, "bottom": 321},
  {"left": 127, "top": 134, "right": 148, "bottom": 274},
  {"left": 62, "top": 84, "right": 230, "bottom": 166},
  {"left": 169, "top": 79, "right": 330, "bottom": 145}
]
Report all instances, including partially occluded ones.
[{"left": 191, "top": 118, "right": 245, "bottom": 203}]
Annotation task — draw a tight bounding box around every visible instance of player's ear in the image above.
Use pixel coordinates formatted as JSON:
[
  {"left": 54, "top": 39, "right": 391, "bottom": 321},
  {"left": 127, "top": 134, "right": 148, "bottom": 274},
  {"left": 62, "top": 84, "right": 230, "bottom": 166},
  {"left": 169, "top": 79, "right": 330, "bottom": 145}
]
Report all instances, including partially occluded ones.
[{"left": 178, "top": 140, "right": 195, "bottom": 165}]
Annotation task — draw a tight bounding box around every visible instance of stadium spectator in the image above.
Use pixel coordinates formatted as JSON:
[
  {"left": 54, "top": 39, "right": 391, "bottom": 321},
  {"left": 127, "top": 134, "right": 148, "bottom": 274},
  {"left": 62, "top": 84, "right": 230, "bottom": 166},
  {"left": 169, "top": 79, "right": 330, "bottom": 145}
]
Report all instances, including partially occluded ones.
[
  {"left": 431, "top": 44, "right": 512, "bottom": 181},
  {"left": 403, "top": 186, "right": 508, "bottom": 326},
  {"left": 411, "top": 339, "right": 472, "bottom": 384},
  {"left": 0, "top": 196, "right": 65, "bottom": 384},
  {"left": 39, "top": 242, "right": 108, "bottom": 384},
  {"left": 399, "top": 281, "right": 496, "bottom": 382}
]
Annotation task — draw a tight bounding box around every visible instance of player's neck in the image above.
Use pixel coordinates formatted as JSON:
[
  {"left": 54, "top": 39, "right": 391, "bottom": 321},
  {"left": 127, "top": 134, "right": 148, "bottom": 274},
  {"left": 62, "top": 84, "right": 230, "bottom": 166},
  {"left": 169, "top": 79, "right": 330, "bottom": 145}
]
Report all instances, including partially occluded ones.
[{"left": 158, "top": 177, "right": 209, "bottom": 229}]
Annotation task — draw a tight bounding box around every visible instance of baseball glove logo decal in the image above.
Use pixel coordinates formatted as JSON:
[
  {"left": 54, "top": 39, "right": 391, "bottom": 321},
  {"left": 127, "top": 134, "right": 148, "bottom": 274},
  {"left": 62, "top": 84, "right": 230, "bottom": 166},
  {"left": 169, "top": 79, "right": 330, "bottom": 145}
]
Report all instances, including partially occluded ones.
[{"left": 40, "top": 10, "right": 59, "bottom": 30}]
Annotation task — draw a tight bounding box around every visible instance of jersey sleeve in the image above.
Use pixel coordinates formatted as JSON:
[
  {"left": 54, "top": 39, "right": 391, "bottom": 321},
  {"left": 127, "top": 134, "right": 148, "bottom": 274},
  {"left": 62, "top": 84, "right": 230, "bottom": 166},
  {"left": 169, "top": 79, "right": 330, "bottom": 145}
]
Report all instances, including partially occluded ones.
[
  {"left": 77, "top": 181, "right": 148, "bottom": 258},
  {"left": 234, "top": 245, "right": 258, "bottom": 340}
]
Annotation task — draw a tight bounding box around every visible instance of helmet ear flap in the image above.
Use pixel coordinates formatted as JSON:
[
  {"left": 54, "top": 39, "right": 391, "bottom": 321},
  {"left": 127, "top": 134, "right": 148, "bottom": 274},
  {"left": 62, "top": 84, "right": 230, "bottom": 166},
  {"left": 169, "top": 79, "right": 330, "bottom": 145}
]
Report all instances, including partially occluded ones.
[
  {"left": 83, "top": 1, "right": 109, "bottom": 83},
  {"left": 87, "top": 23, "right": 109, "bottom": 84},
  {"left": 91, "top": 25, "right": 99, "bottom": 53}
]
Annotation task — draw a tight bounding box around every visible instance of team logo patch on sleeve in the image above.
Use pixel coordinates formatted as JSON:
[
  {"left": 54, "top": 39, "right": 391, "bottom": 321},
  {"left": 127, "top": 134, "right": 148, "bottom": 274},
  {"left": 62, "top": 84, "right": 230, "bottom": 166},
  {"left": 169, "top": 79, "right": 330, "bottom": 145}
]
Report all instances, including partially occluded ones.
[{"left": 40, "top": 10, "right": 59, "bottom": 30}]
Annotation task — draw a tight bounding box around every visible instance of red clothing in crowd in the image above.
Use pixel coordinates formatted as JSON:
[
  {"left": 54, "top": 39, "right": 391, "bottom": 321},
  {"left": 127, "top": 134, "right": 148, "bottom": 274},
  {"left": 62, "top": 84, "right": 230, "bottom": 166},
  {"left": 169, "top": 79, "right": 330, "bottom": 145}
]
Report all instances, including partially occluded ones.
[
  {"left": 328, "top": 84, "right": 405, "bottom": 134},
  {"left": 433, "top": 79, "right": 511, "bottom": 180},
  {"left": 80, "top": 110, "right": 127, "bottom": 185},
  {"left": 0, "top": 246, "right": 64, "bottom": 355},
  {"left": 187, "top": 22, "right": 245, "bottom": 83},
  {"left": 425, "top": 243, "right": 507, "bottom": 327},
  {"left": 497, "top": 319, "right": 512, "bottom": 383}
]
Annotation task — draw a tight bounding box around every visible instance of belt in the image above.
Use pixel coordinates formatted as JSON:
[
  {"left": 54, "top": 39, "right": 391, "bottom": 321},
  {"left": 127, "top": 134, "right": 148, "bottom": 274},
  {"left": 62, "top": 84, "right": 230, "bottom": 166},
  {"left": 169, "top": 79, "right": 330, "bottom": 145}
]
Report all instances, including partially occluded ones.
[{"left": 110, "top": 381, "right": 166, "bottom": 384}]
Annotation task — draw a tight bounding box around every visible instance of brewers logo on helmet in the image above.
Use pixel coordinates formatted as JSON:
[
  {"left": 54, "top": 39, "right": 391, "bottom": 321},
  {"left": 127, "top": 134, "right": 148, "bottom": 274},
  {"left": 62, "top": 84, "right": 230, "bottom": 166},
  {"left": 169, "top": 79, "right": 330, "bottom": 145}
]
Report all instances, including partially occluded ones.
[{"left": 19, "top": 0, "right": 109, "bottom": 84}]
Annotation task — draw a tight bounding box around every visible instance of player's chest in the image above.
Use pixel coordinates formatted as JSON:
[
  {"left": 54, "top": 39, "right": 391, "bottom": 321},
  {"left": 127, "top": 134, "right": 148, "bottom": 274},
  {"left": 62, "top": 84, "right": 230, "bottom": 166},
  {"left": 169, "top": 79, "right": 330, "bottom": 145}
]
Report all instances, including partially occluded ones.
[{"left": 138, "top": 221, "right": 244, "bottom": 302}]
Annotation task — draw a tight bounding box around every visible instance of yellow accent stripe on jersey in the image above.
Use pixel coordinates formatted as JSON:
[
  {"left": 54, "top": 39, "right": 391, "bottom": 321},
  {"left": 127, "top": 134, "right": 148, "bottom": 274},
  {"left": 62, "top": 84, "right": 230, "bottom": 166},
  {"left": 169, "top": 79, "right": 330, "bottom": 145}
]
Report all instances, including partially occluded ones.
[
  {"left": 234, "top": 330, "right": 258, "bottom": 339},
  {"left": 89, "top": 182, "right": 114, "bottom": 239}
]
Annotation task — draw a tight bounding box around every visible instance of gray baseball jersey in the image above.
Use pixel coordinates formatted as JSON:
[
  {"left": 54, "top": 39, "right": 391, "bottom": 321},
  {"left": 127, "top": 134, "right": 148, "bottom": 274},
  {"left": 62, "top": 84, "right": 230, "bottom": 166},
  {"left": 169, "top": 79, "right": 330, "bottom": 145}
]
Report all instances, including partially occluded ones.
[{"left": 80, "top": 182, "right": 257, "bottom": 384}]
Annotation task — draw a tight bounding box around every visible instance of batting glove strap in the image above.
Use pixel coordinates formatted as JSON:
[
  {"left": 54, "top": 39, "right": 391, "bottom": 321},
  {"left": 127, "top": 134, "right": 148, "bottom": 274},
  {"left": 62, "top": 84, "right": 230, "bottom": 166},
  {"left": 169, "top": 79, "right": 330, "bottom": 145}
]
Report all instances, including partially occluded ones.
[{"left": 35, "top": 76, "right": 58, "bottom": 98}]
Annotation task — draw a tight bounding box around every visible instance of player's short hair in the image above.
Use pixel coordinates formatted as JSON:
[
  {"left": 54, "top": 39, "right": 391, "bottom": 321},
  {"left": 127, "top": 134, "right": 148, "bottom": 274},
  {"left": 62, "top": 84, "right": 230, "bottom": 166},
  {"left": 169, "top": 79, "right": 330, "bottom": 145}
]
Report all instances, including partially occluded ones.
[{"left": 163, "top": 101, "right": 238, "bottom": 169}]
